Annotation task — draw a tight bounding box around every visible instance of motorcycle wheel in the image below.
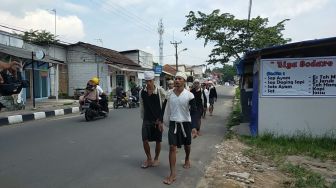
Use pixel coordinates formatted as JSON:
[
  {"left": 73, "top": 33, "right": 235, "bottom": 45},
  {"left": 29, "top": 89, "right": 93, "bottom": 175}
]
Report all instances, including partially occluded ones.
[
  {"left": 85, "top": 111, "right": 93, "bottom": 121},
  {"left": 113, "top": 102, "right": 118, "bottom": 109}
]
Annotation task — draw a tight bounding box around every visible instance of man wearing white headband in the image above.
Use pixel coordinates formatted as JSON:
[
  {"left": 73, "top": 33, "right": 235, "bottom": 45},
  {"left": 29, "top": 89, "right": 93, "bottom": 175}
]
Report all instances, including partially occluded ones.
[
  {"left": 163, "top": 71, "right": 197, "bottom": 185},
  {"left": 140, "top": 71, "right": 166, "bottom": 169}
]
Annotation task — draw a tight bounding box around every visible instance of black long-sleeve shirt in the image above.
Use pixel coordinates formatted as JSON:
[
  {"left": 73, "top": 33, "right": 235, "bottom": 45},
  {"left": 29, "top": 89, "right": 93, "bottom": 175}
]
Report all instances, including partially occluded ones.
[
  {"left": 209, "top": 87, "right": 217, "bottom": 99},
  {"left": 190, "top": 88, "right": 207, "bottom": 109},
  {"left": 141, "top": 90, "right": 163, "bottom": 122}
]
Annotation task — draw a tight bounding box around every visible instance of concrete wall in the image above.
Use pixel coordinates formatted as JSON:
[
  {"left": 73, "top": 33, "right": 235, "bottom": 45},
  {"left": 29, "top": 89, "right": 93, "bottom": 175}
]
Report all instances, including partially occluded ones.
[
  {"left": 259, "top": 97, "right": 336, "bottom": 136},
  {"left": 67, "top": 46, "right": 108, "bottom": 96},
  {"left": 122, "top": 50, "right": 153, "bottom": 69}
]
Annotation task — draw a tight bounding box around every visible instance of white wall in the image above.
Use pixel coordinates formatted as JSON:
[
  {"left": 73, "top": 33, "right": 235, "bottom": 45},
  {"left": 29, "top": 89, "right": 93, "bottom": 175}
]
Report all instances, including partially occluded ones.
[
  {"left": 258, "top": 56, "right": 336, "bottom": 137},
  {"left": 259, "top": 98, "right": 336, "bottom": 136},
  {"left": 67, "top": 46, "right": 108, "bottom": 96}
]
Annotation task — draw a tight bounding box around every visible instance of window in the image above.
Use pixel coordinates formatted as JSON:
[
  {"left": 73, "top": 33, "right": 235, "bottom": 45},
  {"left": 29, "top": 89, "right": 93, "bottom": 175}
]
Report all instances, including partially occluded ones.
[
  {"left": 110, "top": 75, "right": 113, "bottom": 87},
  {"left": 116, "top": 75, "right": 125, "bottom": 89}
]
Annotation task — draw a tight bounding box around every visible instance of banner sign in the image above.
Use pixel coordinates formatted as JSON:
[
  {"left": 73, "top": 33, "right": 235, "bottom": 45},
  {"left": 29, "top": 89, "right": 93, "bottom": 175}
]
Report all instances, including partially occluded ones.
[
  {"left": 154, "top": 65, "right": 162, "bottom": 74},
  {"left": 261, "top": 56, "right": 336, "bottom": 97}
]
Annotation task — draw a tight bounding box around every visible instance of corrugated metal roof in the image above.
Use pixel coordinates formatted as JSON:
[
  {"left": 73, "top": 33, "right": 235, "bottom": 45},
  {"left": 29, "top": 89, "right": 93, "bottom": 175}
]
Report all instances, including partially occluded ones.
[{"left": 70, "top": 42, "right": 141, "bottom": 68}]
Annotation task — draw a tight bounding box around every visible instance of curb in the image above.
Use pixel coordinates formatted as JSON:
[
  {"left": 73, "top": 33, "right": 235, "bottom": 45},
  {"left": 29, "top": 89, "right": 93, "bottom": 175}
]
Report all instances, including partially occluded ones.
[{"left": 0, "top": 107, "right": 80, "bottom": 126}]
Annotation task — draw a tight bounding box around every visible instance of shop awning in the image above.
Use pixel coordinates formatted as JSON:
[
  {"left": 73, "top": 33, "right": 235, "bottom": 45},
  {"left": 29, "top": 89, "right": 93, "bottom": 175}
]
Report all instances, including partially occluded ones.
[
  {"left": 0, "top": 43, "right": 63, "bottom": 64},
  {"left": 107, "top": 62, "right": 149, "bottom": 72}
]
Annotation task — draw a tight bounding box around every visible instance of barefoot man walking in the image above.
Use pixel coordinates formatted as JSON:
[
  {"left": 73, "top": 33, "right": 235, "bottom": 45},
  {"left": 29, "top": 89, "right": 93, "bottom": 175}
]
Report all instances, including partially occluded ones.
[
  {"left": 163, "top": 72, "right": 197, "bottom": 185},
  {"left": 140, "top": 71, "right": 166, "bottom": 168}
]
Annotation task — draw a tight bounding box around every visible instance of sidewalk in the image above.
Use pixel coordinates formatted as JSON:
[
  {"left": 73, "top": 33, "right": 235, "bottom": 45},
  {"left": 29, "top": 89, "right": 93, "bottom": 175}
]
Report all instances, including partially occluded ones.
[{"left": 0, "top": 99, "right": 113, "bottom": 126}]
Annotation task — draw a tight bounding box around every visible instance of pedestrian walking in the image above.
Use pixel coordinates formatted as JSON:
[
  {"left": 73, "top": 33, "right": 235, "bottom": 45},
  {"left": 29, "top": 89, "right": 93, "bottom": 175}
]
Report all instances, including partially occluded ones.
[
  {"left": 190, "top": 79, "right": 207, "bottom": 136},
  {"left": 163, "top": 72, "right": 197, "bottom": 185},
  {"left": 201, "top": 82, "right": 209, "bottom": 118},
  {"left": 139, "top": 71, "right": 166, "bottom": 168},
  {"left": 208, "top": 81, "right": 217, "bottom": 116}
]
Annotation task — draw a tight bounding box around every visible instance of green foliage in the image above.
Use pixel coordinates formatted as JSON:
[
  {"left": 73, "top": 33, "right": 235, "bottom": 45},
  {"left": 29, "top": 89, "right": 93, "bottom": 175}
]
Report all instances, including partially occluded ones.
[
  {"left": 213, "top": 64, "right": 237, "bottom": 82},
  {"left": 21, "top": 29, "right": 58, "bottom": 45},
  {"left": 182, "top": 10, "right": 291, "bottom": 65}
]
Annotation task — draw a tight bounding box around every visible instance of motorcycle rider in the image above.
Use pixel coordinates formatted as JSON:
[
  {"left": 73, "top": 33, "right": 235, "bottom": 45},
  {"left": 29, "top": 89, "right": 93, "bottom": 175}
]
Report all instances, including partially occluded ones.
[
  {"left": 90, "top": 77, "right": 108, "bottom": 113},
  {"left": 79, "top": 80, "right": 99, "bottom": 111}
]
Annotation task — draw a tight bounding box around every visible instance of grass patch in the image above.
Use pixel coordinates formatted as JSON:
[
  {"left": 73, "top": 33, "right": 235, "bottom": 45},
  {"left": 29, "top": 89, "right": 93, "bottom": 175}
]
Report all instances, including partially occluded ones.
[
  {"left": 240, "top": 132, "right": 336, "bottom": 160},
  {"left": 240, "top": 133, "right": 336, "bottom": 187},
  {"left": 281, "top": 163, "right": 325, "bottom": 188},
  {"left": 225, "top": 87, "right": 242, "bottom": 139}
]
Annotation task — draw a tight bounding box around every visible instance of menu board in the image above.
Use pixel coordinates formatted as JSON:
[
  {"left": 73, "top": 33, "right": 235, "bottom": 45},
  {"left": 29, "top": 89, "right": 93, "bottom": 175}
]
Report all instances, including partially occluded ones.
[{"left": 261, "top": 57, "right": 336, "bottom": 97}]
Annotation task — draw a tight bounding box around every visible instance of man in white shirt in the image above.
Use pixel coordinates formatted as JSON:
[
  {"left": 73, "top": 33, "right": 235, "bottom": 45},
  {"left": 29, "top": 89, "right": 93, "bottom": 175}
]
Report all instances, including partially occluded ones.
[{"left": 163, "top": 72, "right": 197, "bottom": 185}]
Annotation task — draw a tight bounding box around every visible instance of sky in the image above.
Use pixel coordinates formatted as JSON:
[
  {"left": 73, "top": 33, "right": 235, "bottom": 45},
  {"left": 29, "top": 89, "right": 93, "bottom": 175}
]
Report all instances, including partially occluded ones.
[{"left": 0, "top": 0, "right": 335, "bottom": 68}]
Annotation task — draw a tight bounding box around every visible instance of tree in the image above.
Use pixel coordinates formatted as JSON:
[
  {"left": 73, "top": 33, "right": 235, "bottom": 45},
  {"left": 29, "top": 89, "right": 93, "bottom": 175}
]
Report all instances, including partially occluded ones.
[
  {"left": 218, "top": 64, "right": 236, "bottom": 82},
  {"left": 20, "top": 29, "right": 59, "bottom": 45},
  {"left": 182, "top": 10, "right": 291, "bottom": 65}
]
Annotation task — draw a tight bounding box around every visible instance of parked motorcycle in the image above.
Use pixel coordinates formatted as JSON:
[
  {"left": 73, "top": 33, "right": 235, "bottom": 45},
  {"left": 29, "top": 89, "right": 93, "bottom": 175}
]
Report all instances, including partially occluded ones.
[
  {"left": 128, "top": 95, "right": 137, "bottom": 108},
  {"left": 82, "top": 99, "right": 108, "bottom": 121},
  {"left": 0, "top": 67, "right": 28, "bottom": 111},
  {"left": 113, "top": 92, "right": 129, "bottom": 109}
]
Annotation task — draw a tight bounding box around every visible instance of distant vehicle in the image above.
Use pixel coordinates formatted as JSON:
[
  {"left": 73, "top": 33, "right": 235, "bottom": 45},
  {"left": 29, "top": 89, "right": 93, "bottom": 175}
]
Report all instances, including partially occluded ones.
[{"left": 224, "top": 82, "right": 230, "bottom": 86}]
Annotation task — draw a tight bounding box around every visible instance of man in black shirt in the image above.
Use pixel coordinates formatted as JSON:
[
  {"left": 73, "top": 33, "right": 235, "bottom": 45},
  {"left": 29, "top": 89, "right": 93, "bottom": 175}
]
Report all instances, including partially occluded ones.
[
  {"left": 208, "top": 81, "right": 218, "bottom": 116},
  {"left": 139, "top": 71, "right": 166, "bottom": 168},
  {"left": 190, "top": 79, "right": 207, "bottom": 136}
]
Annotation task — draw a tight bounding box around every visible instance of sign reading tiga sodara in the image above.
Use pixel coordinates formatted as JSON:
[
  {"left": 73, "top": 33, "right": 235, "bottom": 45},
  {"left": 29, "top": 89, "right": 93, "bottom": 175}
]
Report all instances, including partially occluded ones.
[{"left": 261, "top": 56, "right": 336, "bottom": 97}]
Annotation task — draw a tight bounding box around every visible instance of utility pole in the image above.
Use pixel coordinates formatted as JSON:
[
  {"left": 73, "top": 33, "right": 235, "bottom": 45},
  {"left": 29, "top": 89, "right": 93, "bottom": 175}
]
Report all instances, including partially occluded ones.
[
  {"left": 158, "top": 19, "right": 164, "bottom": 66},
  {"left": 246, "top": 0, "right": 252, "bottom": 50},
  {"left": 170, "top": 40, "right": 182, "bottom": 71},
  {"left": 51, "top": 8, "right": 58, "bottom": 101},
  {"left": 95, "top": 39, "right": 103, "bottom": 78}
]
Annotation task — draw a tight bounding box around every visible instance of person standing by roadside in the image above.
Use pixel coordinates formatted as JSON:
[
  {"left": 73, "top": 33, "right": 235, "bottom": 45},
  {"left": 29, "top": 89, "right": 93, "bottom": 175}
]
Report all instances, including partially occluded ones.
[
  {"left": 163, "top": 72, "right": 197, "bottom": 185},
  {"left": 139, "top": 71, "right": 166, "bottom": 168},
  {"left": 208, "top": 81, "right": 217, "bottom": 116},
  {"left": 167, "top": 80, "right": 174, "bottom": 91},
  {"left": 190, "top": 79, "right": 207, "bottom": 136}
]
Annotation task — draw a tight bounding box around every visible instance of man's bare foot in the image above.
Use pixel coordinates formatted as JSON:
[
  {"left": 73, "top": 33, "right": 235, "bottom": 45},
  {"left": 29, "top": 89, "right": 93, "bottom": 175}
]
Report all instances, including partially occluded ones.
[
  {"left": 163, "top": 176, "right": 176, "bottom": 185},
  {"left": 152, "top": 160, "right": 159, "bottom": 167},
  {"left": 192, "top": 129, "right": 198, "bottom": 139},
  {"left": 183, "top": 160, "right": 191, "bottom": 169},
  {"left": 197, "top": 131, "right": 202, "bottom": 136},
  {"left": 141, "top": 160, "right": 153, "bottom": 169}
]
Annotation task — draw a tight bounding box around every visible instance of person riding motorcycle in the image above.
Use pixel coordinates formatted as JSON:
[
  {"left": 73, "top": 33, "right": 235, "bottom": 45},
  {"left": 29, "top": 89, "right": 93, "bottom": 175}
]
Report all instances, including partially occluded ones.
[
  {"left": 90, "top": 77, "right": 108, "bottom": 113},
  {"left": 79, "top": 80, "right": 99, "bottom": 113}
]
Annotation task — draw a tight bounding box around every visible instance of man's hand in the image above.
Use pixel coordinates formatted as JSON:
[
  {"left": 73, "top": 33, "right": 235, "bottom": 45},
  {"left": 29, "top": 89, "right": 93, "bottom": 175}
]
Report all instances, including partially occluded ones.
[
  {"left": 8, "top": 61, "right": 22, "bottom": 70},
  {"left": 192, "top": 128, "right": 198, "bottom": 139},
  {"left": 156, "top": 120, "right": 164, "bottom": 132}
]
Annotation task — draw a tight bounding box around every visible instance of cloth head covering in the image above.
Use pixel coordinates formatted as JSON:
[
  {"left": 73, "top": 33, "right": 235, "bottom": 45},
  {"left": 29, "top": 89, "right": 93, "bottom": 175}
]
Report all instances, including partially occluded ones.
[
  {"left": 144, "top": 71, "right": 155, "bottom": 80},
  {"left": 167, "top": 80, "right": 174, "bottom": 84},
  {"left": 193, "top": 79, "right": 200, "bottom": 83},
  {"left": 175, "top": 72, "right": 187, "bottom": 80}
]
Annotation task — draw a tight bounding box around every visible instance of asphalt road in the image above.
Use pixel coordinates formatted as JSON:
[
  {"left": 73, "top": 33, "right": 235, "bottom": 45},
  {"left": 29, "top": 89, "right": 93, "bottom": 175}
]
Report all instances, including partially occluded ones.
[{"left": 0, "top": 86, "right": 235, "bottom": 188}]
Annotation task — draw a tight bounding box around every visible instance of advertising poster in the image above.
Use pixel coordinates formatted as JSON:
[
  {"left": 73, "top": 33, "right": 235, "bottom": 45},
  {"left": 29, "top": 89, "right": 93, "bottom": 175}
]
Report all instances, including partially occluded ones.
[{"left": 261, "top": 56, "right": 336, "bottom": 97}]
